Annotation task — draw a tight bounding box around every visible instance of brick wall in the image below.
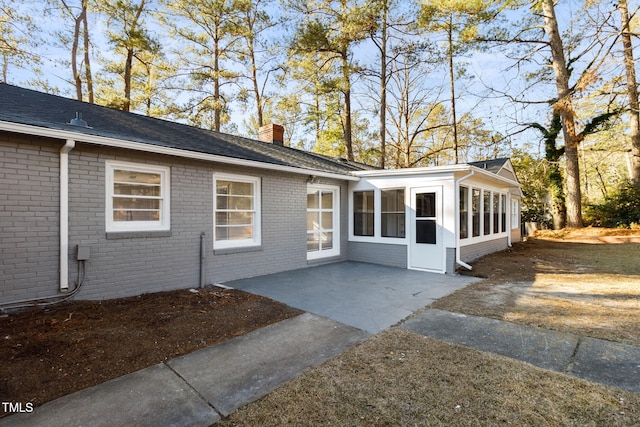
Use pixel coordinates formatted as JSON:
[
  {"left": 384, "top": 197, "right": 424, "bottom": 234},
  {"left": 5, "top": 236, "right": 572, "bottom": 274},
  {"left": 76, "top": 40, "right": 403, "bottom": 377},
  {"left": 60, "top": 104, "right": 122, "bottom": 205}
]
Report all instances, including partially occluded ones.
[
  {"left": 348, "top": 241, "right": 407, "bottom": 268},
  {"left": 1, "top": 135, "right": 352, "bottom": 303},
  {"left": 0, "top": 136, "right": 61, "bottom": 303},
  {"left": 459, "top": 237, "right": 509, "bottom": 263}
]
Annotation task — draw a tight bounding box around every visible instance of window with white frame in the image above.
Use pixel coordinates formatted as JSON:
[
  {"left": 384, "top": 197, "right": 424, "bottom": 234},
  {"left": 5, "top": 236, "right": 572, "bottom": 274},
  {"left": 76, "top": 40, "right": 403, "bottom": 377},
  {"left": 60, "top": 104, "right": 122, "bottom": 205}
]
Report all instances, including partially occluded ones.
[
  {"left": 501, "top": 194, "right": 507, "bottom": 232},
  {"left": 459, "top": 186, "right": 469, "bottom": 239},
  {"left": 460, "top": 187, "right": 508, "bottom": 240},
  {"left": 483, "top": 190, "right": 491, "bottom": 236},
  {"left": 105, "top": 161, "right": 170, "bottom": 232},
  {"left": 511, "top": 199, "right": 520, "bottom": 229},
  {"left": 381, "top": 189, "right": 405, "bottom": 238},
  {"left": 493, "top": 193, "right": 500, "bottom": 234},
  {"left": 472, "top": 188, "right": 481, "bottom": 237},
  {"left": 213, "top": 174, "right": 261, "bottom": 249},
  {"left": 353, "top": 190, "right": 374, "bottom": 236}
]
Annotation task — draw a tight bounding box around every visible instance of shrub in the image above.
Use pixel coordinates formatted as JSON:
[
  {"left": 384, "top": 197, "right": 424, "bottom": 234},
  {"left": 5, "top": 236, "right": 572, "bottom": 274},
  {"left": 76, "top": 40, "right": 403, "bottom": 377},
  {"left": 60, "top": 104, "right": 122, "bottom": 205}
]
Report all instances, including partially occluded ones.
[{"left": 584, "top": 182, "right": 640, "bottom": 228}]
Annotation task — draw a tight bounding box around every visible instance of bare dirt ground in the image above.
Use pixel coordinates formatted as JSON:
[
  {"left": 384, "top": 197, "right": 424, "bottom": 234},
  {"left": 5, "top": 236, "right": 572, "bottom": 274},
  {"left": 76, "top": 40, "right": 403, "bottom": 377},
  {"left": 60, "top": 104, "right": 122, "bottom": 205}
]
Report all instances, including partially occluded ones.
[{"left": 0, "top": 288, "right": 301, "bottom": 416}]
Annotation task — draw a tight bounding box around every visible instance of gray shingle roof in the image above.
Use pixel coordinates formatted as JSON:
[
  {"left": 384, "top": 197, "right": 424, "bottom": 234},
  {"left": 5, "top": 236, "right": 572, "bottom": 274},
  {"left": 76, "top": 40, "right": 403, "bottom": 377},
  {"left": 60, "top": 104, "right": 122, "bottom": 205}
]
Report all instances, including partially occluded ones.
[
  {"left": 469, "top": 158, "right": 510, "bottom": 174},
  {"left": 0, "top": 83, "right": 372, "bottom": 176}
]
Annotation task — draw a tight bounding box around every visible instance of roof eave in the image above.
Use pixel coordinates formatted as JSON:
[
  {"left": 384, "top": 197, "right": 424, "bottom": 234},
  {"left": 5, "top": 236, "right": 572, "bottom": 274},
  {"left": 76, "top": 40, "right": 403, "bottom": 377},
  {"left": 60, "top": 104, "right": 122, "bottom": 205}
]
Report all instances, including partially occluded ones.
[
  {"left": 353, "top": 163, "right": 522, "bottom": 187},
  {"left": 0, "top": 120, "right": 360, "bottom": 182}
]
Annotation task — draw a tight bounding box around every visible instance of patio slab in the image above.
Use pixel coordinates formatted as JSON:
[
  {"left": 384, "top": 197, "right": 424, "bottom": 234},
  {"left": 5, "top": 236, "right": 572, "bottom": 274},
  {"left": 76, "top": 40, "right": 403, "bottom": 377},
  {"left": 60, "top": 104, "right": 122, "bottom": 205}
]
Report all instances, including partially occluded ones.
[{"left": 225, "top": 261, "right": 479, "bottom": 333}]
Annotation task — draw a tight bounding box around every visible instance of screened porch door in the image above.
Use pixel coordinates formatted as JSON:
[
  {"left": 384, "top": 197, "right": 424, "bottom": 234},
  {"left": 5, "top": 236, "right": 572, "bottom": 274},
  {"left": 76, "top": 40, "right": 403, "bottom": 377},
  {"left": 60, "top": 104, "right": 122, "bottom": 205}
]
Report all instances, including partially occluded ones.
[{"left": 409, "top": 186, "right": 444, "bottom": 272}]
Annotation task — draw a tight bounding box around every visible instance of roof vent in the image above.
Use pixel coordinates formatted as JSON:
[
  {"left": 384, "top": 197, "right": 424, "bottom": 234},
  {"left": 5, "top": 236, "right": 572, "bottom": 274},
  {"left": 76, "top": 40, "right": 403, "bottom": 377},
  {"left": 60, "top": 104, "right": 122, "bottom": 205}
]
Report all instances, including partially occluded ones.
[{"left": 68, "top": 112, "right": 89, "bottom": 128}]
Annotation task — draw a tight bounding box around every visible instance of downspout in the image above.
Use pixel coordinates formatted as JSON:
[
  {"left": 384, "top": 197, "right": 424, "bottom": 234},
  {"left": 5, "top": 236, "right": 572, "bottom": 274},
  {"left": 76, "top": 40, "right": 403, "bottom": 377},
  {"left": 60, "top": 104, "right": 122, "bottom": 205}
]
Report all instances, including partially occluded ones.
[
  {"left": 507, "top": 192, "right": 512, "bottom": 247},
  {"left": 455, "top": 170, "right": 474, "bottom": 271},
  {"left": 60, "top": 140, "right": 75, "bottom": 291}
]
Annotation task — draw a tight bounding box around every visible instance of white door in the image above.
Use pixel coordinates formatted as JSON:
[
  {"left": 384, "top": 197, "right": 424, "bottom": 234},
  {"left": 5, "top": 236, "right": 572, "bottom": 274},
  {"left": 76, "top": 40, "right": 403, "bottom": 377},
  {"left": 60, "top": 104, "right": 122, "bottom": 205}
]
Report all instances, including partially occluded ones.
[
  {"left": 307, "top": 184, "right": 340, "bottom": 260},
  {"left": 409, "top": 186, "right": 444, "bottom": 272}
]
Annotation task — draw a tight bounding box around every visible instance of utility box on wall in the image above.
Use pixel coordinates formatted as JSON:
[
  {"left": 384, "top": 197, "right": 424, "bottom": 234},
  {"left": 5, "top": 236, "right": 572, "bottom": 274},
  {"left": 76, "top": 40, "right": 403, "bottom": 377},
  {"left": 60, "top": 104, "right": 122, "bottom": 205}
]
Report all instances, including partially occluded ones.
[{"left": 76, "top": 245, "right": 91, "bottom": 261}]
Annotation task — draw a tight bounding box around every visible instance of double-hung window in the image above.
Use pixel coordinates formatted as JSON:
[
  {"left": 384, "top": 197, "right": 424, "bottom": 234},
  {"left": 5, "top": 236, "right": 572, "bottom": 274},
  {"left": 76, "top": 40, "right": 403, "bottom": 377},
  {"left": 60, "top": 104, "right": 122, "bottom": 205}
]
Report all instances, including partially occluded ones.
[
  {"left": 471, "top": 189, "right": 480, "bottom": 237},
  {"left": 483, "top": 191, "right": 491, "bottom": 235},
  {"left": 381, "top": 189, "right": 405, "bottom": 238},
  {"left": 353, "top": 191, "right": 374, "bottom": 236},
  {"left": 213, "top": 174, "right": 261, "bottom": 249},
  {"left": 511, "top": 199, "right": 520, "bottom": 230},
  {"left": 493, "top": 193, "right": 500, "bottom": 234},
  {"left": 105, "top": 161, "right": 170, "bottom": 232},
  {"left": 501, "top": 194, "right": 507, "bottom": 232},
  {"left": 459, "top": 186, "right": 469, "bottom": 239}
]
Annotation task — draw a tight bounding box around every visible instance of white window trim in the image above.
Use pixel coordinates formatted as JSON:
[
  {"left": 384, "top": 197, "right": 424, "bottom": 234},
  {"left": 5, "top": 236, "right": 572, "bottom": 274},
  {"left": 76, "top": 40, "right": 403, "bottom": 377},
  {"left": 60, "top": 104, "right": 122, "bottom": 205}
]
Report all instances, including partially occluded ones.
[
  {"left": 349, "top": 186, "right": 408, "bottom": 244},
  {"left": 459, "top": 184, "right": 510, "bottom": 246},
  {"left": 105, "top": 160, "right": 170, "bottom": 233},
  {"left": 213, "top": 173, "right": 261, "bottom": 250},
  {"left": 511, "top": 198, "right": 520, "bottom": 230},
  {"left": 307, "top": 183, "right": 340, "bottom": 260}
]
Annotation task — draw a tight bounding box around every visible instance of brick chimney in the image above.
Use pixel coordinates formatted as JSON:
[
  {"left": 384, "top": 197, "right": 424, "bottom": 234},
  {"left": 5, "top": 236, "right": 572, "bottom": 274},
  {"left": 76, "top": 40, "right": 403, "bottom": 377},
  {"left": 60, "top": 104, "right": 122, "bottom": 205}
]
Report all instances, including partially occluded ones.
[{"left": 258, "top": 124, "right": 285, "bottom": 146}]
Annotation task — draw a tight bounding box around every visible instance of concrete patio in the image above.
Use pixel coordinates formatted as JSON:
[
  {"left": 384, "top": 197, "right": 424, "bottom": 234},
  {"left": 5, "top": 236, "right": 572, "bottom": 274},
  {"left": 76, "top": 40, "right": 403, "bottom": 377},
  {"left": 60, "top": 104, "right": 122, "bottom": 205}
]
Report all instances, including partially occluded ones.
[{"left": 225, "top": 261, "right": 479, "bottom": 333}]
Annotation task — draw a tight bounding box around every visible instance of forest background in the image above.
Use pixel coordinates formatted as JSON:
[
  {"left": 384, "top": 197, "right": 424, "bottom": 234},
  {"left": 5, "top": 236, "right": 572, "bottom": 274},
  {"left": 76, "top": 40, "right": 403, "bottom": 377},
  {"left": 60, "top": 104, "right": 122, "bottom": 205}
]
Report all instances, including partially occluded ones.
[{"left": 2, "top": 0, "right": 639, "bottom": 229}]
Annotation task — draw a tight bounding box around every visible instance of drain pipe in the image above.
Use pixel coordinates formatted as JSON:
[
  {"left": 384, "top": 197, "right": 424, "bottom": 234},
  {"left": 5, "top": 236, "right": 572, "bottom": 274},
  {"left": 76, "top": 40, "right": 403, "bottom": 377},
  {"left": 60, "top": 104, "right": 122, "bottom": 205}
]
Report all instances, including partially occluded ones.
[
  {"left": 455, "top": 169, "right": 474, "bottom": 271},
  {"left": 60, "top": 140, "right": 75, "bottom": 291}
]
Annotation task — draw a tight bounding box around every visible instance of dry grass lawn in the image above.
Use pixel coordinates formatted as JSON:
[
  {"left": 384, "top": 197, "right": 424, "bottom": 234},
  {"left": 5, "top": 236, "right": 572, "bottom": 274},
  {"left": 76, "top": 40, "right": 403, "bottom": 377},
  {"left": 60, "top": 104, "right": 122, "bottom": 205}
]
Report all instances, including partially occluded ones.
[
  {"left": 221, "top": 330, "right": 639, "bottom": 426},
  {"left": 221, "top": 230, "right": 640, "bottom": 426},
  {"left": 433, "top": 231, "right": 640, "bottom": 346}
]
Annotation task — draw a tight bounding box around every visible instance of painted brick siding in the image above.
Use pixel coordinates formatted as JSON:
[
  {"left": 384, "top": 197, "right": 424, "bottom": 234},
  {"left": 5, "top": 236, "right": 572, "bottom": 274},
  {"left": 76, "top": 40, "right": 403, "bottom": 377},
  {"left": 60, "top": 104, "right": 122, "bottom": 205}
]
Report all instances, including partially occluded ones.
[
  {"left": 348, "top": 242, "right": 407, "bottom": 268},
  {"left": 459, "top": 237, "right": 508, "bottom": 263},
  {"left": 2, "top": 135, "right": 352, "bottom": 303},
  {"left": 0, "top": 137, "right": 61, "bottom": 303}
]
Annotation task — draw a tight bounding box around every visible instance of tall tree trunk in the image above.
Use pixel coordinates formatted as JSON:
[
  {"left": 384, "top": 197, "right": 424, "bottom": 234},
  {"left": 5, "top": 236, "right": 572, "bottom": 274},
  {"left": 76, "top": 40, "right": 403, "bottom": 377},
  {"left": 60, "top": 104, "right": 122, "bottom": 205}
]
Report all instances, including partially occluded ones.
[
  {"left": 541, "top": 0, "right": 583, "bottom": 228},
  {"left": 379, "top": 0, "right": 388, "bottom": 168},
  {"left": 342, "top": 51, "right": 353, "bottom": 161},
  {"left": 447, "top": 14, "right": 459, "bottom": 164},
  {"left": 619, "top": 0, "right": 640, "bottom": 187},
  {"left": 250, "top": 43, "right": 262, "bottom": 128},
  {"left": 123, "top": 48, "right": 133, "bottom": 111},
  {"left": 214, "top": 36, "right": 221, "bottom": 132},
  {"left": 71, "top": 8, "right": 84, "bottom": 100},
  {"left": 82, "top": 0, "right": 93, "bottom": 104},
  {"left": 2, "top": 54, "right": 7, "bottom": 83},
  {"left": 545, "top": 114, "right": 566, "bottom": 229}
]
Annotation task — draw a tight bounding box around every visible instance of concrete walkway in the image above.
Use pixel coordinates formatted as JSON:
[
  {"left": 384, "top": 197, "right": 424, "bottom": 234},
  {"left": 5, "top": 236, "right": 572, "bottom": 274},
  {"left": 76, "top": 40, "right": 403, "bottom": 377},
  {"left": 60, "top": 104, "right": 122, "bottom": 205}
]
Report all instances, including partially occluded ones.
[
  {"left": 400, "top": 308, "right": 640, "bottom": 393},
  {"left": 226, "top": 261, "right": 479, "bottom": 333},
  {"left": 0, "top": 313, "right": 369, "bottom": 427}
]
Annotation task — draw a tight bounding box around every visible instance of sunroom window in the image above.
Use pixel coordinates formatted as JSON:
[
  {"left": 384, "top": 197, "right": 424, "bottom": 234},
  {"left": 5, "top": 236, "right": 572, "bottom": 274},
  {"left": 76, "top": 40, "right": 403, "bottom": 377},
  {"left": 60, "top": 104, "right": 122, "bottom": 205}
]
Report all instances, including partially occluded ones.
[
  {"left": 381, "top": 189, "right": 405, "bottom": 238},
  {"left": 353, "top": 191, "right": 374, "bottom": 236},
  {"left": 472, "top": 189, "right": 480, "bottom": 237},
  {"left": 460, "top": 186, "right": 469, "bottom": 239}
]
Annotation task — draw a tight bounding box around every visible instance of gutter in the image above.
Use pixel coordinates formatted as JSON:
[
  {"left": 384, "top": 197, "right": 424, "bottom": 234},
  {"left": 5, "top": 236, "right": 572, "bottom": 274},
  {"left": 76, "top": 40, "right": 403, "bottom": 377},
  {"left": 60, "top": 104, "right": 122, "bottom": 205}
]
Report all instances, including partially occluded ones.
[
  {"left": 60, "top": 140, "right": 75, "bottom": 291},
  {"left": 0, "top": 121, "right": 360, "bottom": 182},
  {"left": 455, "top": 170, "right": 474, "bottom": 271}
]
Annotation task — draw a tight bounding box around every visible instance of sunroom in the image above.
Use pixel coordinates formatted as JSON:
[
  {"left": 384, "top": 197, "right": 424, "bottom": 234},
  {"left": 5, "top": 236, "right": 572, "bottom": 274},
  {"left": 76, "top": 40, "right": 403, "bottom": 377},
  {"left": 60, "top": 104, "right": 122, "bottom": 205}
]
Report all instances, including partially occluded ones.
[{"left": 347, "top": 159, "right": 522, "bottom": 274}]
